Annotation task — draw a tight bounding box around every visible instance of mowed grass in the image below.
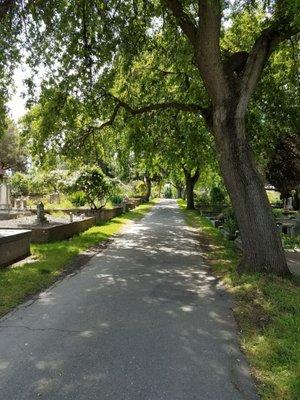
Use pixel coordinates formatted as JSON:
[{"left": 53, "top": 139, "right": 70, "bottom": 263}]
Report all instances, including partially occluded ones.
[
  {"left": 177, "top": 200, "right": 300, "bottom": 400},
  {"left": 0, "top": 201, "right": 155, "bottom": 317}
]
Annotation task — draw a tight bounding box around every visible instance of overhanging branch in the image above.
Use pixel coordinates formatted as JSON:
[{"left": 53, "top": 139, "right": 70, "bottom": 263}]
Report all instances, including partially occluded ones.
[
  {"left": 237, "top": 22, "right": 300, "bottom": 117},
  {"left": 164, "top": 0, "right": 198, "bottom": 44},
  {"left": 92, "top": 95, "right": 207, "bottom": 133}
]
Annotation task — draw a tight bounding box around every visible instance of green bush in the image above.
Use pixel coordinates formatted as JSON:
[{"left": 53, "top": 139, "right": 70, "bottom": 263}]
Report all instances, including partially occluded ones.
[
  {"left": 281, "top": 234, "right": 300, "bottom": 249},
  {"left": 110, "top": 194, "right": 123, "bottom": 205},
  {"left": 210, "top": 186, "right": 226, "bottom": 206},
  {"left": 272, "top": 208, "right": 284, "bottom": 219},
  {"left": 133, "top": 181, "right": 147, "bottom": 196},
  {"left": 10, "top": 172, "right": 30, "bottom": 197},
  {"left": 194, "top": 192, "right": 210, "bottom": 207},
  {"left": 68, "top": 191, "right": 86, "bottom": 207},
  {"left": 223, "top": 209, "right": 238, "bottom": 235},
  {"left": 68, "top": 165, "right": 113, "bottom": 209}
]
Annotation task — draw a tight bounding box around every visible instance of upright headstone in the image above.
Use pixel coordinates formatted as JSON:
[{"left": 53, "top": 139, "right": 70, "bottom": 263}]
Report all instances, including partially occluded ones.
[
  {"left": 36, "top": 202, "right": 48, "bottom": 224},
  {"left": 20, "top": 199, "right": 27, "bottom": 210},
  {"left": 287, "top": 197, "right": 293, "bottom": 211},
  {"left": 0, "top": 176, "right": 12, "bottom": 211},
  {"left": 14, "top": 199, "right": 21, "bottom": 210}
]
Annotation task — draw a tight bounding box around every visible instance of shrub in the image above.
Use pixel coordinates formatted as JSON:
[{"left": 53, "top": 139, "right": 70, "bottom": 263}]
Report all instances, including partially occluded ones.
[
  {"left": 272, "top": 208, "right": 283, "bottom": 219},
  {"left": 194, "top": 192, "right": 210, "bottom": 207},
  {"left": 110, "top": 194, "right": 123, "bottom": 205},
  {"left": 10, "top": 172, "right": 30, "bottom": 197},
  {"left": 133, "top": 181, "right": 147, "bottom": 196},
  {"left": 223, "top": 209, "right": 238, "bottom": 235},
  {"left": 68, "top": 166, "right": 113, "bottom": 209},
  {"left": 210, "top": 186, "right": 226, "bottom": 207},
  {"left": 68, "top": 191, "right": 87, "bottom": 207}
]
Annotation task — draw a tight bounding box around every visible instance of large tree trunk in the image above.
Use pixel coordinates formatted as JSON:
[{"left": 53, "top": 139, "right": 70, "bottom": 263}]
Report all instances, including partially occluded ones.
[
  {"left": 184, "top": 168, "right": 199, "bottom": 210},
  {"left": 165, "top": 0, "right": 297, "bottom": 276},
  {"left": 145, "top": 176, "right": 151, "bottom": 202},
  {"left": 213, "top": 109, "right": 290, "bottom": 276}
]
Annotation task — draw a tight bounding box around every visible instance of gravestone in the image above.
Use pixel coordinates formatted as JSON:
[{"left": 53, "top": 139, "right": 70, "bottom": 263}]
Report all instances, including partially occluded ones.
[
  {"left": 0, "top": 171, "right": 12, "bottom": 220},
  {"left": 20, "top": 199, "right": 27, "bottom": 210},
  {"left": 36, "top": 202, "right": 48, "bottom": 224},
  {"left": 14, "top": 199, "right": 21, "bottom": 210}
]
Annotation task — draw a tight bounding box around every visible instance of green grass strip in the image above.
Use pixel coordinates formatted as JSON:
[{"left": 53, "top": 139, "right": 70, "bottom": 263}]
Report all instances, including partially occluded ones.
[
  {"left": 0, "top": 201, "right": 156, "bottom": 317},
  {"left": 177, "top": 199, "right": 300, "bottom": 400}
]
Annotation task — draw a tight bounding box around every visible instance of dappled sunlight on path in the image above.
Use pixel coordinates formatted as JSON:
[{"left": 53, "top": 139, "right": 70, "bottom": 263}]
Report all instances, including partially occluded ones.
[{"left": 0, "top": 199, "right": 259, "bottom": 400}]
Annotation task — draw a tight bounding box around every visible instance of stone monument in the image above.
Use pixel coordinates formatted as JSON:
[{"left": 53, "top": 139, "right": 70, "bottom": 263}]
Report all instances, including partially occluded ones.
[
  {"left": 36, "top": 202, "right": 48, "bottom": 225},
  {"left": 0, "top": 164, "right": 12, "bottom": 219},
  {"left": 0, "top": 177, "right": 12, "bottom": 210}
]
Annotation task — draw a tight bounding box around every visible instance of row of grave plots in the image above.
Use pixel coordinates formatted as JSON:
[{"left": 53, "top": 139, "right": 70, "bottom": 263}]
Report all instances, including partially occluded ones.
[{"left": 0, "top": 197, "right": 145, "bottom": 268}]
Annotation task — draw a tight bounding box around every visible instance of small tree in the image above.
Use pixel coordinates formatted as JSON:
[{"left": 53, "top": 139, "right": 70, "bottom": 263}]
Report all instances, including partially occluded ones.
[
  {"left": 10, "top": 172, "right": 30, "bottom": 197},
  {"left": 70, "top": 166, "right": 113, "bottom": 210},
  {"left": 266, "top": 133, "right": 300, "bottom": 202}
]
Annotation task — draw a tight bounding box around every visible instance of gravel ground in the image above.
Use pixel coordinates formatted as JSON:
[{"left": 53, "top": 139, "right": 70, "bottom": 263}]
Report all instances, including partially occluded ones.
[{"left": 0, "top": 214, "right": 81, "bottom": 228}]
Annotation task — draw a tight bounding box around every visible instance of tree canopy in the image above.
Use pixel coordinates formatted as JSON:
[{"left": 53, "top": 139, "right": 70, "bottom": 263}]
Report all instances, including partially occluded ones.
[{"left": 1, "top": 0, "right": 299, "bottom": 276}]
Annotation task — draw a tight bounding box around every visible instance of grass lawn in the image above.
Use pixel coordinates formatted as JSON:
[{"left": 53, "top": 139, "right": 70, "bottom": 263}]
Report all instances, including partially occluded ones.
[
  {"left": 178, "top": 200, "right": 300, "bottom": 400},
  {"left": 0, "top": 201, "right": 155, "bottom": 318}
]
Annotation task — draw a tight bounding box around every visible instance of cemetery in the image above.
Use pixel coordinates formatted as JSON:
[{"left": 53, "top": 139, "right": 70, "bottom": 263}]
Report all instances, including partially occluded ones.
[
  {"left": 0, "top": 170, "right": 143, "bottom": 265},
  {"left": 0, "top": 2, "right": 299, "bottom": 400}
]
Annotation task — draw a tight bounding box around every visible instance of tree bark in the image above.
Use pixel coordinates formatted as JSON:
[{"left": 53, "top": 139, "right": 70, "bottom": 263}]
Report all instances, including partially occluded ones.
[
  {"left": 292, "top": 189, "right": 299, "bottom": 211},
  {"left": 212, "top": 107, "right": 290, "bottom": 276},
  {"left": 184, "top": 168, "right": 199, "bottom": 210},
  {"left": 145, "top": 176, "right": 151, "bottom": 202}
]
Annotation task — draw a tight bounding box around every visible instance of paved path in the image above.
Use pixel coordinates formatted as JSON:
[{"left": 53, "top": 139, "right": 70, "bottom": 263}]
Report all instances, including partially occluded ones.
[{"left": 0, "top": 199, "right": 259, "bottom": 399}]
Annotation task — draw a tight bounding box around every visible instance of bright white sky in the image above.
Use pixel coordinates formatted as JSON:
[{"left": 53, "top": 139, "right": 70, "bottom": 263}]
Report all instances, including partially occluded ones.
[
  {"left": 7, "top": 2, "right": 236, "bottom": 124},
  {"left": 7, "top": 65, "right": 28, "bottom": 123}
]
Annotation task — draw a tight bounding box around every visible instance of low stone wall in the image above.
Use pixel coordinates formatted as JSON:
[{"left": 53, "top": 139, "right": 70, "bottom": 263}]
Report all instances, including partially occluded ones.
[
  {"left": 25, "top": 202, "right": 141, "bottom": 243},
  {"left": 30, "top": 206, "right": 125, "bottom": 224},
  {"left": 84, "top": 207, "right": 123, "bottom": 223},
  {"left": 130, "top": 197, "right": 144, "bottom": 205},
  {"left": 0, "top": 229, "right": 32, "bottom": 267},
  {"left": 30, "top": 217, "right": 96, "bottom": 244}
]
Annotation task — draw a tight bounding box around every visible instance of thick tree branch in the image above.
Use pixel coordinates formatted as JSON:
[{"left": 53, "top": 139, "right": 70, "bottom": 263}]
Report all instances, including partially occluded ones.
[
  {"left": 196, "top": 0, "right": 228, "bottom": 103},
  {"left": 165, "top": 0, "right": 228, "bottom": 104},
  {"left": 114, "top": 97, "right": 203, "bottom": 115},
  {"left": 94, "top": 94, "right": 207, "bottom": 130},
  {"left": 164, "top": 0, "right": 197, "bottom": 44},
  {"left": 97, "top": 102, "right": 121, "bottom": 130},
  {"left": 237, "top": 23, "right": 300, "bottom": 117},
  {"left": 192, "top": 167, "right": 200, "bottom": 183},
  {"left": 80, "top": 95, "right": 209, "bottom": 145}
]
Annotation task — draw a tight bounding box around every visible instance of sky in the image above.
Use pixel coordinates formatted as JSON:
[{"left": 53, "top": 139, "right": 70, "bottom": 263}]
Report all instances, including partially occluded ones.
[
  {"left": 7, "top": 66, "right": 28, "bottom": 123},
  {"left": 6, "top": 2, "right": 236, "bottom": 124}
]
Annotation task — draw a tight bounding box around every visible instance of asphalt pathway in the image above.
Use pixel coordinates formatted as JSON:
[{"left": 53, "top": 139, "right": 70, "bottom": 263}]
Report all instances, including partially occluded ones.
[{"left": 0, "top": 199, "right": 259, "bottom": 399}]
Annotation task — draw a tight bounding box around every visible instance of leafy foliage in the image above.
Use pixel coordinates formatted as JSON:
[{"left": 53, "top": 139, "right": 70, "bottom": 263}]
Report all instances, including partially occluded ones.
[
  {"left": 10, "top": 172, "right": 30, "bottom": 197},
  {"left": 210, "top": 186, "right": 227, "bottom": 207},
  {"left": 266, "top": 133, "right": 300, "bottom": 198},
  {"left": 68, "top": 165, "right": 113, "bottom": 210},
  {"left": 0, "top": 119, "right": 27, "bottom": 172},
  {"left": 68, "top": 191, "right": 87, "bottom": 208}
]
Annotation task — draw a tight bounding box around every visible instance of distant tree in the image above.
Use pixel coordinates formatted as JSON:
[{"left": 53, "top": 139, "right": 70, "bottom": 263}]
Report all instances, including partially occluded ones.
[
  {"left": 10, "top": 172, "right": 30, "bottom": 197},
  {"left": 69, "top": 166, "right": 113, "bottom": 210},
  {"left": 0, "top": 120, "right": 27, "bottom": 172},
  {"left": 266, "top": 133, "right": 300, "bottom": 203}
]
